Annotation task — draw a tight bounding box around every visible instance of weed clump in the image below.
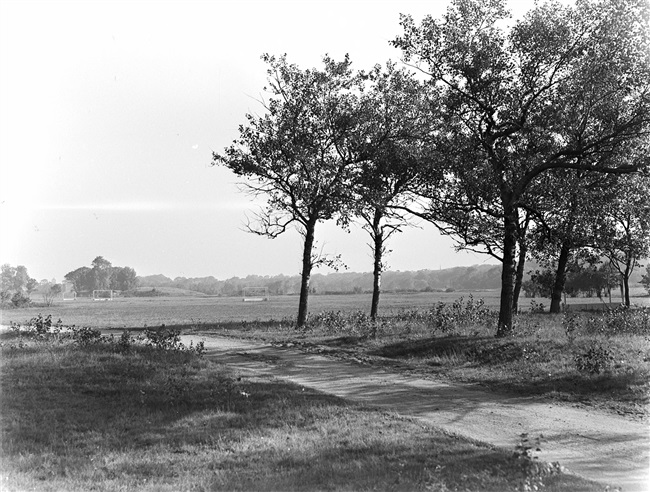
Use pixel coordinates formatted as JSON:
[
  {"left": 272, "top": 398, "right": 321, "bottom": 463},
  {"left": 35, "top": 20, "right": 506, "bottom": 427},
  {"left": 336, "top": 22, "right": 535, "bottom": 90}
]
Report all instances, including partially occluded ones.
[
  {"left": 5, "top": 316, "right": 205, "bottom": 356},
  {"left": 574, "top": 343, "right": 615, "bottom": 375},
  {"left": 513, "top": 434, "right": 563, "bottom": 492}
]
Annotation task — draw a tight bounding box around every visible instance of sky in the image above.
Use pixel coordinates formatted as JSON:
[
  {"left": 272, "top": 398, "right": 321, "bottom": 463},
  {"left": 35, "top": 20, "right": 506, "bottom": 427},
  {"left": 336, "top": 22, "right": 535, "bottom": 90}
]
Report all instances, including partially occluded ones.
[{"left": 0, "top": 0, "right": 541, "bottom": 283}]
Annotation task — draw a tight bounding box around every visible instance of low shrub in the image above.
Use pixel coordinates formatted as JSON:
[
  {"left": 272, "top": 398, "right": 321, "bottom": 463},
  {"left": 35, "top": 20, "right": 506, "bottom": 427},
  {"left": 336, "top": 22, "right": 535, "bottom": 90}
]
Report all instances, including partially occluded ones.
[
  {"left": 144, "top": 324, "right": 183, "bottom": 350},
  {"left": 70, "top": 325, "right": 103, "bottom": 346},
  {"left": 573, "top": 342, "right": 615, "bottom": 375},
  {"left": 529, "top": 300, "right": 546, "bottom": 314},
  {"left": 584, "top": 306, "right": 650, "bottom": 337},
  {"left": 6, "top": 317, "right": 205, "bottom": 356},
  {"left": 10, "top": 314, "right": 64, "bottom": 337},
  {"left": 513, "top": 434, "right": 563, "bottom": 492},
  {"left": 428, "top": 295, "right": 495, "bottom": 333},
  {"left": 562, "top": 310, "right": 580, "bottom": 345},
  {"left": 307, "top": 310, "right": 379, "bottom": 337}
]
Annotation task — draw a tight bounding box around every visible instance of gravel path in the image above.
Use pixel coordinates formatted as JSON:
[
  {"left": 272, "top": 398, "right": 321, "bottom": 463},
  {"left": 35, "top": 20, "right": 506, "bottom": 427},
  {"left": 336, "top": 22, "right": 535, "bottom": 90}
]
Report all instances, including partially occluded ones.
[{"left": 181, "top": 334, "right": 650, "bottom": 491}]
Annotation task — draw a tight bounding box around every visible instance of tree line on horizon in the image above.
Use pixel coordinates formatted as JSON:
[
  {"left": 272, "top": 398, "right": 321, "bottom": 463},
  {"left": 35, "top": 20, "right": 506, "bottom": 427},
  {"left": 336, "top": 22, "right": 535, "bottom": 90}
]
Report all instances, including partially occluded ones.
[
  {"left": 136, "top": 262, "right": 648, "bottom": 300},
  {"left": 63, "top": 257, "right": 138, "bottom": 296},
  {"left": 137, "top": 265, "right": 503, "bottom": 296},
  {"left": 213, "top": 0, "right": 650, "bottom": 335}
]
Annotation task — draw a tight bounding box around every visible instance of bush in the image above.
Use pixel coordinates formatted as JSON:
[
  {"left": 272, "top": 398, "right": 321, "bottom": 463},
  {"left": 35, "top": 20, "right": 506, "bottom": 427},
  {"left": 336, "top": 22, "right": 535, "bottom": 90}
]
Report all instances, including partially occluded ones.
[
  {"left": 584, "top": 306, "right": 650, "bottom": 336},
  {"left": 306, "top": 310, "right": 378, "bottom": 337},
  {"left": 574, "top": 343, "right": 614, "bottom": 375},
  {"left": 11, "top": 291, "right": 31, "bottom": 308},
  {"left": 7, "top": 317, "right": 205, "bottom": 357},
  {"left": 144, "top": 325, "right": 183, "bottom": 350},
  {"left": 71, "top": 326, "right": 103, "bottom": 346},
  {"left": 562, "top": 310, "right": 580, "bottom": 345},
  {"left": 529, "top": 300, "right": 545, "bottom": 314},
  {"left": 428, "top": 295, "right": 494, "bottom": 333},
  {"left": 143, "top": 324, "right": 205, "bottom": 355},
  {"left": 18, "top": 314, "right": 64, "bottom": 336}
]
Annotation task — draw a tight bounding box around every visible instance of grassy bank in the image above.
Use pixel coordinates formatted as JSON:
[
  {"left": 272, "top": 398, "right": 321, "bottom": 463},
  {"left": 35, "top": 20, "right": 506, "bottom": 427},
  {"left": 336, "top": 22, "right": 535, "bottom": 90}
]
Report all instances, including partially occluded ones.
[
  {"left": 0, "top": 325, "right": 599, "bottom": 491},
  {"left": 197, "top": 300, "right": 650, "bottom": 420}
]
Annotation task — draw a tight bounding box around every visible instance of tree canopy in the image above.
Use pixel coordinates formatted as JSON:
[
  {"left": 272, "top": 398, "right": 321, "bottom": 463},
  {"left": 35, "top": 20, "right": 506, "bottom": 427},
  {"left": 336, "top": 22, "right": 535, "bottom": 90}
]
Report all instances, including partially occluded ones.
[
  {"left": 393, "top": 0, "right": 650, "bottom": 335},
  {"left": 214, "top": 0, "right": 649, "bottom": 332},
  {"left": 214, "top": 54, "right": 375, "bottom": 326}
]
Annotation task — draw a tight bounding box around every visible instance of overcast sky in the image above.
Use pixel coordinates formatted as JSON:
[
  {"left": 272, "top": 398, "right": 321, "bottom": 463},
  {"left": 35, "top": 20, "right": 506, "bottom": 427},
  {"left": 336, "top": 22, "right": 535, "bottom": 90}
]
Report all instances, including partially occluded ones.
[{"left": 1, "top": 0, "right": 542, "bottom": 282}]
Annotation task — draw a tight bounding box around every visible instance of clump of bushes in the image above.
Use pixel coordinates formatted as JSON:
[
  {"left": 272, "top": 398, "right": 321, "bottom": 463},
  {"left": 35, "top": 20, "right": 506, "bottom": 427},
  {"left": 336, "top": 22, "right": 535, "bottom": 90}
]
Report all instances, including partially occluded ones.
[
  {"left": 307, "top": 310, "right": 378, "bottom": 336},
  {"left": 5, "top": 315, "right": 205, "bottom": 356},
  {"left": 305, "top": 295, "right": 496, "bottom": 338},
  {"left": 566, "top": 306, "right": 650, "bottom": 337}
]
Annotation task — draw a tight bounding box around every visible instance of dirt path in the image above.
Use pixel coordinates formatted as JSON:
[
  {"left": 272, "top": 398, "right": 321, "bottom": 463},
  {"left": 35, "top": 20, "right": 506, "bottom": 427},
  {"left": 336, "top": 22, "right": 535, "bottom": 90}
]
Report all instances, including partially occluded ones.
[{"left": 181, "top": 334, "right": 650, "bottom": 492}]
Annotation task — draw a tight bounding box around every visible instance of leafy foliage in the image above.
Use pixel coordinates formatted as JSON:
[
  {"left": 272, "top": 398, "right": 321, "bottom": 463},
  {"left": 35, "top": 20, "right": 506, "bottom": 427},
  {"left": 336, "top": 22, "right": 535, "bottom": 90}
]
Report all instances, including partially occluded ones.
[
  {"left": 7, "top": 316, "right": 205, "bottom": 356},
  {"left": 1, "top": 264, "right": 37, "bottom": 306},
  {"left": 392, "top": 0, "right": 650, "bottom": 335},
  {"left": 574, "top": 343, "right": 615, "bottom": 375},
  {"left": 642, "top": 263, "right": 650, "bottom": 295},
  {"left": 64, "top": 257, "right": 139, "bottom": 295}
]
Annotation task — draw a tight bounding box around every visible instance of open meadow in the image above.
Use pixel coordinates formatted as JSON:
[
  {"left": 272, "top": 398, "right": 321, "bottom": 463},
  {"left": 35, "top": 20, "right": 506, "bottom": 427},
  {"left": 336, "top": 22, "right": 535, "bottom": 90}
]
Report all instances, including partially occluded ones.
[
  {"left": 0, "top": 291, "right": 503, "bottom": 329},
  {"left": 2, "top": 289, "right": 647, "bottom": 330},
  {"left": 0, "top": 319, "right": 604, "bottom": 492},
  {"left": 1, "top": 290, "right": 648, "bottom": 491}
]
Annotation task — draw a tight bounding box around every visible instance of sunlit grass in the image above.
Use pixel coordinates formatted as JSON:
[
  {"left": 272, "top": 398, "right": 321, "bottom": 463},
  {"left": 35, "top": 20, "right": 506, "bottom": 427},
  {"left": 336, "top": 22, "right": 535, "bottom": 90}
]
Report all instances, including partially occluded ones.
[
  {"left": 215, "top": 307, "right": 650, "bottom": 419},
  {"left": 0, "top": 334, "right": 600, "bottom": 491}
]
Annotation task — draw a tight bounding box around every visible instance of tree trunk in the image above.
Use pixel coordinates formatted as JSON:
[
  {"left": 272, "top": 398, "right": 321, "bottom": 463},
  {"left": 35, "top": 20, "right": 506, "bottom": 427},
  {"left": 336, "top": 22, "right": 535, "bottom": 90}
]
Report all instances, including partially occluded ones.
[
  {"left": 550, "top": 243, "right": 571, "bottom": 314},
  {"left": 497, "top": 209, "right": 517, "bottom": 337},
  {"left": 370, "top": 209, "right": 383, "bottom": 321},
  {"left": 512, "top": 241, "right": 527, "bottom": 314},
  {"left": 623, "top": 261, "right": 632, "bottom": 306},
  {"left": 297, "top": 220, "right": 316, "bottom": 328}
]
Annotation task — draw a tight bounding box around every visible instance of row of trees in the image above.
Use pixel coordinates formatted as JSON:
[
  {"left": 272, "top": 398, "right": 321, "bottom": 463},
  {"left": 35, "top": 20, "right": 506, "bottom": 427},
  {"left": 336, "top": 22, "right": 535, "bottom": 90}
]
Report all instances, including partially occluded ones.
[
  {"left": 215, "top": 0, "right": 650, "bottom": 335},
  {"left": 0, "top": 264, "right": 64, "bottom": 307},
  {"left": 1, "top": 264, "right": 38, "bottom": 305},
  {"left": 523, "top": 260, "right": 621, "bottom": 300},
  {"left": 138, "top": 265, "right": 504, "bottom": 296},
  {"left": 64, "top": 257, "right": 138, "bottom": 295}
]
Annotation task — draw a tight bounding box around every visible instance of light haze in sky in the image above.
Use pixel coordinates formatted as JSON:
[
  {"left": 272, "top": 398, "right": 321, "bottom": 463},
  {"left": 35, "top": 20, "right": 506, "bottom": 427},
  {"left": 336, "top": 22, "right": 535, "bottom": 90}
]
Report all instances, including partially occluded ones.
[{"left": 1, "top": 0, "right": 539, "bottom": 282}]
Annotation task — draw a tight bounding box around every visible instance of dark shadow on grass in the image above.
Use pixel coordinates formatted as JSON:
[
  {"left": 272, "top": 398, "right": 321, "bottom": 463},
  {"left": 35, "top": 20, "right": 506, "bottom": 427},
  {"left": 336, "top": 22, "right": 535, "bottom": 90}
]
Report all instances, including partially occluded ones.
[
  {"left": 479, "top": 371, "right": 649, "bottom": 401},
  {"left": 369, "top": 335, "right": 647, "bottom": 404},
  {"left": 372, "top": 335, "right": 497, "bottom": 360},
  {"left": 0, "top": 342, "right": 353, "bottom": 459},
  {"left": 310, "top": 335, "right": 363, "bottom": 346}
]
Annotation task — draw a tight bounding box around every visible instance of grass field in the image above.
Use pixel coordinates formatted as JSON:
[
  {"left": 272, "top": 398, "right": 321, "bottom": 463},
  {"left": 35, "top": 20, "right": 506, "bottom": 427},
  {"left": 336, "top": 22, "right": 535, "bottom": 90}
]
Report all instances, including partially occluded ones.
[
  {"left": 0, "top": 329, "right": 601, "bottom": 492},
  {"left": 2, "top": 290, "right": 648, "bottom": 421},
  {"left": 1, "top": 291, "right": 647, "bottom": 490},
  {"left": 0, "top": 291, "right": 501, "bottom": 329},
  {"left": 2, "top": 289, "right": 648, "bottom": 330}
]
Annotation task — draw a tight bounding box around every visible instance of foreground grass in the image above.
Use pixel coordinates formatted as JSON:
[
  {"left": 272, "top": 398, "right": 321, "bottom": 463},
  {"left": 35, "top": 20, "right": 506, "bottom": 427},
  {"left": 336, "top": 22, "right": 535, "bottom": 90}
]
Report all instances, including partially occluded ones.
[
  {"left": 0, "top": 332, "right": 599, "bottom": 492},
  {"left": 197, "top": 305, "right": 650, "bottom": 420}
]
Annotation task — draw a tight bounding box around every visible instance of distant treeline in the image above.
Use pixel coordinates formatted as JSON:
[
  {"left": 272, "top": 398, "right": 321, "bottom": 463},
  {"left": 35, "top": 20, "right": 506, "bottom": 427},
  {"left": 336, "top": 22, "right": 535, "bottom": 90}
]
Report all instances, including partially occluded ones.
[{"left": 137, "top": 265, "right": 503, "bottom": 297}]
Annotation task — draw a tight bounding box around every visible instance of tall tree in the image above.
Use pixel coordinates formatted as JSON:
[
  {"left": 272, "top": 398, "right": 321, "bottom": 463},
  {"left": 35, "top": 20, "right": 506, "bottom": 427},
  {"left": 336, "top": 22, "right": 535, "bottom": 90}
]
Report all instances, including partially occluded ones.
[
  {"left": 91, "top": 256, "right": 113, "bottom": 291},
  {"left": 641, "top": 263, "right": 650, "bottom": 295},
  {"left": 353, "top": 64, "right": 431, "bottom": 320},
  {"left": 393, "top": 0, "right": 650, "bottom": 336},
  {"left": 599, "top": 173, "right": 650, "bottom": 306},
  {"left": 214, "top": 54, "right": 370, "bottom": 327},
  {"left": 64, "top": 266, "right": 93, "bottom": 294},
  {"left": 1, "top": 264, "right": 36, "bottom": 300},
  {"left": 111, "top": 266, "right": 139, "bottom": 291},
  {"left": 530, "top": 169, "right": 618, "bottom": 312}
]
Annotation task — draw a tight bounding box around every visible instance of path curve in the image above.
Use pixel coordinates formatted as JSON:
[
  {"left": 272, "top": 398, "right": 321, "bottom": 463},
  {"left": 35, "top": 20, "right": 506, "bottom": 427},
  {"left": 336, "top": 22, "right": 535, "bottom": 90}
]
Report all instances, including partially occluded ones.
[{"left": 182, "top": 334, "right": 650, "bottom": 491}]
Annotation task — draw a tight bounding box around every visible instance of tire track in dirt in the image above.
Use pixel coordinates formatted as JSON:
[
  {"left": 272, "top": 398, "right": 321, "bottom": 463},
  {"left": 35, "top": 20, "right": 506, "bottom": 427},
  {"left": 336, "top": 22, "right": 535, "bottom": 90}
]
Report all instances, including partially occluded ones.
[{"left": 182, "top": 334, "right": 650, "bottom": 492}]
